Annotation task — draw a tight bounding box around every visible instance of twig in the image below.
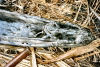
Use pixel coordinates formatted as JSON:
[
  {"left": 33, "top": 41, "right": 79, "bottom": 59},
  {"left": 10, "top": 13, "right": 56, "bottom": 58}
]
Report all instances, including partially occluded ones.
[
  {"left": 5, "top": 48, "right": 30, "bottom": 67},
  {"left": 74, "top": 50, "right": 100, "bottom": 61},
  {"left": 30, "top": 47, "right": 37, "bottom": 67},
  {"left": 37, "top": 39, "right": 100, "bottom": 64},
  {"left": 90, "top": 7, "right": 100, "bottom": 21},
  {"left": 0, "top": 53, "right": 30, "bottom": 67},
  {"left": 82, "top": 0, "right": 90, "bottom": 27},
  {"left": 90, "top": 1, "right": 99, "bottom": 20},
  {"left": 73, "top": 2, "right": 82, "bottom": 23},
  {"left": 37, "top": 52, "right": 70, "bottom": 67}
]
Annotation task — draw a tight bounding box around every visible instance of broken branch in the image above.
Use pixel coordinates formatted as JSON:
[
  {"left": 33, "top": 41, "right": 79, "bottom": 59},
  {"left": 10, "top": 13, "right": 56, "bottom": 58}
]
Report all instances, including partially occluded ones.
[{"left": 5, "top": 48, "right": 30, "bottom": 67}]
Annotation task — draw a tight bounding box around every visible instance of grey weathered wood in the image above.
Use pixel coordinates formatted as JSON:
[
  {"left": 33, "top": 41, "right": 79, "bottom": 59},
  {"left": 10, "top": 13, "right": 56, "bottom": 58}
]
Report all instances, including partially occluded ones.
[
  {"left": 0, "top": 9, "right": 95, "bottom": 47},
  {"left": 0, "top": 0, "right": 3, "bottom": 4}
]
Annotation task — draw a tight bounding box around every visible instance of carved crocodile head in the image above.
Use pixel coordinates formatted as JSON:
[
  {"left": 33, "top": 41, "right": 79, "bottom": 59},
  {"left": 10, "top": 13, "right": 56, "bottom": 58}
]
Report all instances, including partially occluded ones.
[{"left": 0, "top": 10, "right": 95, "bottom": 47}]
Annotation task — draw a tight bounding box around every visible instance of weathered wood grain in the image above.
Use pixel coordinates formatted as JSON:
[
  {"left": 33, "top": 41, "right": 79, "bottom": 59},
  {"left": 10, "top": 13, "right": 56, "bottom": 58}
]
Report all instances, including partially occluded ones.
[{"left": 0, "top": 9, "right": 95, "bottom": 47}]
